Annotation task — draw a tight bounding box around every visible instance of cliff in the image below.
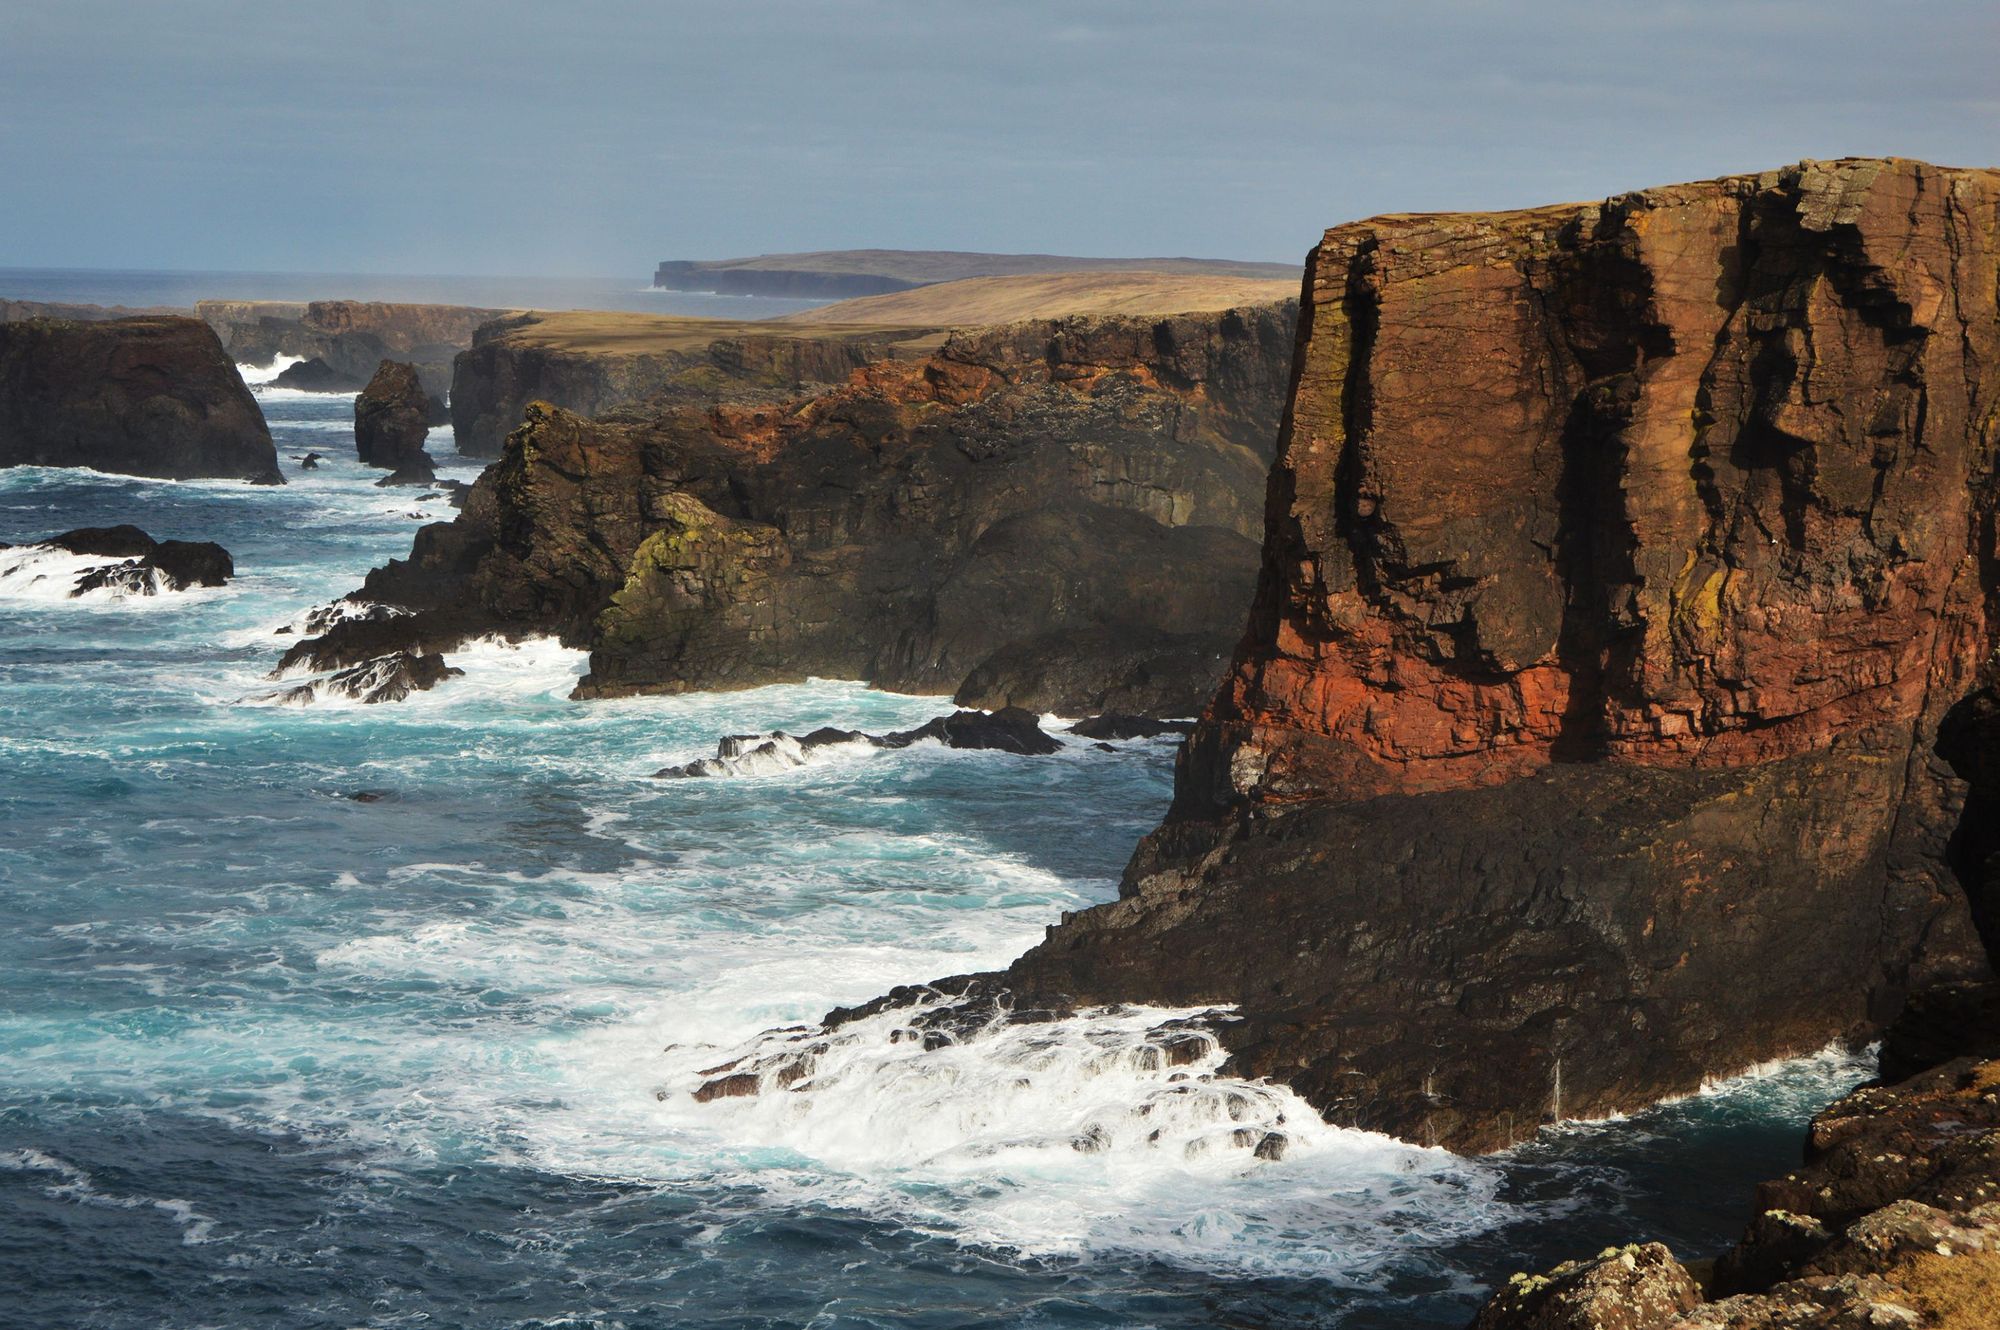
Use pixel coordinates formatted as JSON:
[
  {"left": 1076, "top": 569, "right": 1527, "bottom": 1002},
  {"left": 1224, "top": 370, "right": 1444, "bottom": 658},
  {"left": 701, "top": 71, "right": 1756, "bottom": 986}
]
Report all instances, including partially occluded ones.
[
  {"left": 199, "top": 299, "right": 510, "bottom": 398},
  {"left": 444, "top": 311, "right": 941, "bottom": 458},
  {"left": 285, "top": 302, "right": 1298, "bottom": 714},
  {"left": 832, "top": 158, "right": 2000, "bottom": 1154},
  {"left": 0, "top": 316, "right": 282, "bottom": 483},
  {"left": 652, "top": 248, "right": 1301, "bottom": 298}
]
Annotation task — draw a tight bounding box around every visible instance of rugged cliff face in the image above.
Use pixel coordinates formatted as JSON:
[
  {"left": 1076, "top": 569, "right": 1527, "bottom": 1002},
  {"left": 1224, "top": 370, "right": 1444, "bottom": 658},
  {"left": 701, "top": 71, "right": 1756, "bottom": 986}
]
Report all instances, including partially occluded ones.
[
  {"left": 938, "top": 158, "right": 2000, "bottom": 1152},
  {"left": 199, "top": 300, "right": 508, "bottom": 398},
  {"left": 0, "top": 316, "right": 282, "bottom": 483},
  {"left": 444, "top": 312, "right": 941, "bottom": 458},
  {"left": 286, "top": 303, "right": 1298, "bottom": 713},
  {"left": 353, "top": 361, "right": 436, "bottom": 483}
]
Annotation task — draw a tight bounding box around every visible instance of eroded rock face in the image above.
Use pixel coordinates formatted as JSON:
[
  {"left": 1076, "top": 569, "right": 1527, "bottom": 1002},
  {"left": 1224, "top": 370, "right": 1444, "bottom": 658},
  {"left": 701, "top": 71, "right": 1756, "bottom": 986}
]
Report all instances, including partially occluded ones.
[
  {"left": 354, "top": 360, "right": 434, "bottom": 473},
  {"left": 445, "top": 314, "right": 941, "bottom": 458},
  {"left": 0, "top": 317, "right": 282, "bottom": 483},
  {"left": 914, "top": 158, "right": 2000, "bottom": 1153},
  {"left": 290, "top": 304, "right": 1298, "bottom": 713},
  {"left": 265, "top": 650, "right": 461, "bottom": 705},
  {"left": 6, "top": 526, "right": 236, "bottom": 596}
]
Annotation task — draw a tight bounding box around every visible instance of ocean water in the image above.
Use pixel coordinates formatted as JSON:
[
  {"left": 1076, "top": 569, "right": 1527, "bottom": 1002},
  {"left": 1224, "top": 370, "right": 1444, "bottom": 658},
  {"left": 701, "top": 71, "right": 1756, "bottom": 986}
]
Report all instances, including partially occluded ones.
[
  {"left": 0, "top": 385, "right": 1877, "bottom": 1329},
  {"left": 0, "top": 267, "right": 829, "bottom": 319}
]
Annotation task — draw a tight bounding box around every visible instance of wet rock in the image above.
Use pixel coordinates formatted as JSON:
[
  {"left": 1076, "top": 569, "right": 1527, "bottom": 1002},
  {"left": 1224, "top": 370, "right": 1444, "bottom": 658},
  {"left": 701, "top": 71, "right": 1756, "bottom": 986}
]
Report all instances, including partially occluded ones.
[
  {"left": 266, "top": 651, "right": 462, "bottom": 705},
  {"left": 879, "top": 707, "right": 1062, "bottom": 755},
  {"left": 1068, "top": 714, "right": 1195, "bottom": 741},
  {"left": 690, "top": 1072, "right": 760, "bottom": 1102},
  {"left": 47, "top": 525, "right": 157, "bottom": 558},
  {"left": 296, "top": 451, "right": 322, "bottom": 470},
  {"left": 25, "top": 526, "right": 236, "bottom": 596},
  {"left": 270, "top": 356, "right": 362, "bottom": 392},
  {"left": 373, "top": 455, "right": 438, "bottom": 487}
]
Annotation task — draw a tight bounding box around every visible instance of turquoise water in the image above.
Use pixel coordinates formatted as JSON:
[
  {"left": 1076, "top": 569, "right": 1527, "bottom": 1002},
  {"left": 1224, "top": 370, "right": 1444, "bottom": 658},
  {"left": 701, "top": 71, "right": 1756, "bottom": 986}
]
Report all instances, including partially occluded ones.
[{"left": 0, "top": 386, "right": 1872, "bottom": 1328}]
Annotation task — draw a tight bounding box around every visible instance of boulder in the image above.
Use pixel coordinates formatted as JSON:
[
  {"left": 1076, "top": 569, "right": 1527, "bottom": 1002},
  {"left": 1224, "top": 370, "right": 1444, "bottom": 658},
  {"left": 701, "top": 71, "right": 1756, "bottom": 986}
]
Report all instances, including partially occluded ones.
[{"left": 270, "top": 356, "right": 362, "bottom": 392}]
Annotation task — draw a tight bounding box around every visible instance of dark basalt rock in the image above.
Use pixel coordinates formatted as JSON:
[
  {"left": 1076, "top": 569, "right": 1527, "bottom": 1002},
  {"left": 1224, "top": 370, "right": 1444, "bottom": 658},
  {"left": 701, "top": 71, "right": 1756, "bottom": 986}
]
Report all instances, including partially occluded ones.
[
  {"left": 654, "top": 710, "right": 1063, "bottom": 777},
  {"left": 295, "top": 452, "right": 322, "bottom": 470},
  {"left": 22, "top": 526, "right": 235, "bottom": 596},
  {"left": 287, "top": 304, "right": 1295, "bottom": 714},
  {"left": 354, "top": 360, "right": 435, "bottom": 473},
  {"left": 267, "top": 651, "right": 462, "bottom": 705},
  {"left": 270, "top": 356, "right": 362, "bottom": 392},
  {"left": 1067, "top": 714, "right": 1195, "bottom": 741},
  {"left": 374, "top": 455, "right": 438, "bottom": 487},
  {"left": 879, "top": 707, "right": 1062, "bottom": 755},
  {"left": 0, "top": 316, "right": 281, "bottom": 483},
  {"left": 48, "top": 525, "right": 157, "bottom": 558}
]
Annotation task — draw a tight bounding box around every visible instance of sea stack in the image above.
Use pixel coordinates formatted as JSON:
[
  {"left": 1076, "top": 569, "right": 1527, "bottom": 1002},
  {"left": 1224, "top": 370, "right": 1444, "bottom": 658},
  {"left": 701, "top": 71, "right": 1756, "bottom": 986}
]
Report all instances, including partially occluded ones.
[
  {"left": 0, "top": 316, "right": 282, "bottom": 483},
  {"left": 354, "top": 360, "right": 437, "bottom": 483},
  {"left": 905, "top": 157, "right": 2000, "bottom": 1153}
]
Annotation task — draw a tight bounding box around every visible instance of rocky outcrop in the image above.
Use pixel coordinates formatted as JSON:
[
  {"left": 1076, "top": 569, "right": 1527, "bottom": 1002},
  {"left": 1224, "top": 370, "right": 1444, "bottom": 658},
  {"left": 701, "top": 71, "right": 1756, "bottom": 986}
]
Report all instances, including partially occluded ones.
[
  {"left": 3, "top": 299, "right": 186, "bottom": 323},
  {"left": 0, "top": 317, "right": 282, "bottom": 483},
  {"left": 264, "top": 650, "right": 461, "bottom": 705},
  {"left": 1471, "top": 1055, "right": 2000, "bottom": 1329},
  {"left": 0, "top": 525, "right": 235, "bottom": 596},
  {"left": 444, "top": 312, "right": 940, "bottom": 458},
  {"left": 654, "top": 707, "right": 1064, "bottom": 778},
  {"left": 795, "top": 159, "right": 2000, "bottom": 1155},
  {"left": 354, "top": 360, "right": 434, "bottom": 471},
  {"left": 200, "top": 300, "right": 507, "bottom": 400},
  {"left": 288, "top": 303, "right": 1298, "bottom": 714}
]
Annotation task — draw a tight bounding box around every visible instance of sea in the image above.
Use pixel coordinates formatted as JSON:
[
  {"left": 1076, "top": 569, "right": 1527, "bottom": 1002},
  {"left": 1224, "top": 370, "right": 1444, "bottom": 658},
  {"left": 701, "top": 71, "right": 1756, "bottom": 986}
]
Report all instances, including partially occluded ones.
[{"left": 0, "top": 271, "right": 1876, "bottom": 1329}]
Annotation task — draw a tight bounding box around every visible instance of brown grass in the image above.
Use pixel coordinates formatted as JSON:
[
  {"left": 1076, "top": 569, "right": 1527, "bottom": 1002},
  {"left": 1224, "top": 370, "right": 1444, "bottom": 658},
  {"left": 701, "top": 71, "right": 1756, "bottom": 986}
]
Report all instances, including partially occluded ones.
[
  {"left": 773, "top": 271, "right": 1299, "bottom": 327},
  {"left": 484, "top": 310, "right": 938, "bottom": 355},
  {"left": 1898, "top": 1251, "right": 2000, "bottom": 1330}
]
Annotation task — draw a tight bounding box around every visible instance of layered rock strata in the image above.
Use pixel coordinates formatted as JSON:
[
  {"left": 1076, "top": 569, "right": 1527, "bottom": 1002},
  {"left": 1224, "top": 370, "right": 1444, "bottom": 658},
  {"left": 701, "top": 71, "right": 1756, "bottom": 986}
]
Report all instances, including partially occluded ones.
[
  {"left": 287, "top": 303, "right": 1297, "bottom": 714},
  {"left": 830, "top": 158, "right": 2000, "bottom": 1153},
  {"left": 0, "top": 317, "right": 281, "bottom": 483},
  {"left": 444, "top": 312, "right": 942, "bottom": 458}
]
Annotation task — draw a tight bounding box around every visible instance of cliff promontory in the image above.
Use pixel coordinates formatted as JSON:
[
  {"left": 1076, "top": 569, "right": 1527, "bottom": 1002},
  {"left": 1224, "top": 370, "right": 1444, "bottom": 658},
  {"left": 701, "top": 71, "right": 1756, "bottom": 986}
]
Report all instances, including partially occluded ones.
[
  {"left": 859, "top": 158, "right": 2000, "bottom": 1154},
  {"left": 0, "top": 316, "right": 282, "bottom": 483},
  {"left": 286, "top": 302, "right": 1298, "bottom": 713},
  {"left": 444, "top": 312, "right": 941, "bottom": 458},
  {"left": 200, "top": 299, "right": 509, "bottom": 399}
]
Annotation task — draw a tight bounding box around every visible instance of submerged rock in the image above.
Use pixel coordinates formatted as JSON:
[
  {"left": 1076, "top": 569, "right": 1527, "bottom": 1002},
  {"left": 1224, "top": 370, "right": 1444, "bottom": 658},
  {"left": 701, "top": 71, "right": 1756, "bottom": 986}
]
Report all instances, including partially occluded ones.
[
  {"left": 654, "top": 709, "right": 1063, "bottom": 777},
  {"left": 1067, "top": 714, "right": 1194, "bottom": 741},
  {"left": 0, "top": 316, "right": 281, "bottom": 483},
  {"left": 374, "top": 455, "right": 438, "bottom": 487}
]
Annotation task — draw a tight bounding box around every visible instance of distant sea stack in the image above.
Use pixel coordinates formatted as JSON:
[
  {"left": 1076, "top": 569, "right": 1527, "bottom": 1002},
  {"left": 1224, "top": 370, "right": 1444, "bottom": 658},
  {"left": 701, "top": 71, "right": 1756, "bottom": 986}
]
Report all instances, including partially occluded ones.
[
  {"left": 0, "top": 316, "right": 282, "bottom": 484},
  {"left": 856, "top": 157, "right": 2000, "bottom": 1154},
  {"left": 286, "top": 300, "right": 1298, "bottom": 715},
  {"left": 652, "top": 249, "right": 1302, "bottom": 299},
  {"left": 200, "top": 299, "right": 510, "bottom": 399},
  {"left": 354, "top": 360, "right": 436, "bottom": 482}
]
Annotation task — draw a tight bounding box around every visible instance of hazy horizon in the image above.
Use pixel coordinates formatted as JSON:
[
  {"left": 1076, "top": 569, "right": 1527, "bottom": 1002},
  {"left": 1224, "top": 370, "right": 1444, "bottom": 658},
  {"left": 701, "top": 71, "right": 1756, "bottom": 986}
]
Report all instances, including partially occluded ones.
[{"left": 4, "top": 1, "right": 1996, "bottom": 278}]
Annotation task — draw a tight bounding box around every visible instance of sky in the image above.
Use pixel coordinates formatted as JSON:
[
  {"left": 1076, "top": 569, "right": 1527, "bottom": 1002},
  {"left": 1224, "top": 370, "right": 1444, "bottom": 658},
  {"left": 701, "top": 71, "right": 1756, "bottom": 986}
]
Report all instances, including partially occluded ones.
[{"left": 2, "top": 0, "right": 1995, "bottom": 278}]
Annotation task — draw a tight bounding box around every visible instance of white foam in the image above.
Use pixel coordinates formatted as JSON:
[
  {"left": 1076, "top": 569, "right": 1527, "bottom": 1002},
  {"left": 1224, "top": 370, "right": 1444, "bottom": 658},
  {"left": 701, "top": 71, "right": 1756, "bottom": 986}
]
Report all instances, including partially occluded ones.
[
  {"left": 235, "top": 354, "right": 307, "bottom": 385},
  {"left": 0, "top": 544, "right": 195, "bottom": 604}
]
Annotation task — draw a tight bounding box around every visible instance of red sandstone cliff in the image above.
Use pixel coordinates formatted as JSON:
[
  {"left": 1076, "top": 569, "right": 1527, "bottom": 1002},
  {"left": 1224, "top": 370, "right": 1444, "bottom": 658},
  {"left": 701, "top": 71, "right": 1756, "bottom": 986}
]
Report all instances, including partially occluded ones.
[{"left": 980, "top": 158, "right": 2000, "bottom": 1151}]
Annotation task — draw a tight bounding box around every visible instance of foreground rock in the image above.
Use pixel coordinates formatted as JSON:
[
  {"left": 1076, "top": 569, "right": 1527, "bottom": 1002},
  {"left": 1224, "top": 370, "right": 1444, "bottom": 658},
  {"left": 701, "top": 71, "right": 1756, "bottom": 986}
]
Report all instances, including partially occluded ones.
[
  {"left": 780, "top": 158, "right": 2000, "bottom": 1156},
  {"left": 0, "top": 525, "right": 235, "bottom": 597},
  {"left": 354, "top": 360, "right": 436, "bottom": 478},
  {"left": 289, "top": 302, "right": 1296, "bottom": 714},
  {"left": 1472, "top": 1054, "right": 2000, "bottom": 1329},
  {"left": 0, "top": 316, "right": 282, "bottom": 483},
  {"left": 654, "top": 707, "right": 1064, "bottom": 777}
]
